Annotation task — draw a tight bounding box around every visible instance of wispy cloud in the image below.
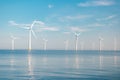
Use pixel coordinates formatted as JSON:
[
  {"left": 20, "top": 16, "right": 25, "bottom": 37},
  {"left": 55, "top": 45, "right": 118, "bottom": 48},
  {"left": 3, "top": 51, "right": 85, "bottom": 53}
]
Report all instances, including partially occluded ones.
[
  {"left": 90, "top": 23, "right": 105, "bottom": 27},
  {"left": 48, "top": 4, "right": 54, "bottom": 8},
  {"left": 40, "top": 27, "right": 59, "bottom": 32},
  {"left": 70, "top": 27, "right": 88, "bottom": 33},
  {"left": 65, "top": 15, "right": 90, "bottom": 20},
  {"left": 96, "top": 15, "right": 117, "bottom": 21},
  {"left": 8, "top": 21, "right": 19, "bottom": 26},
  {"left": 8, "top": 20, "right": 45, "bottom": 27},
  {"left": 78, "top": 0, "right": 115, "bottom": 7},
  {"left": 8, "top": 21, "right": 59, "bottom": 32},
  {"left": 63, "top": 32, "right": 71, "bottom": 34},
  {"left": 59, "top": 15, "right": 91, "bottom": 22},
  {"left": 8, "top": 20, "right": 59, "bottom": 32}
]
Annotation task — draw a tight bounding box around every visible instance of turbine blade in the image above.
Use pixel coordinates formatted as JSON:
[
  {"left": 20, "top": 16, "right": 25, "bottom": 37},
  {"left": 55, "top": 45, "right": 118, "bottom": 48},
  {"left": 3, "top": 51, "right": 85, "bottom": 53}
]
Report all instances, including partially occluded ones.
[
  {"left": 31, "top": 21, "right": 36, "bottom": 29},
  {"left": 31, "top": 30, "right": 37, "bottom": 39},
  {"left": 10, "top": 35, "right": 18, "bottom": 40}
]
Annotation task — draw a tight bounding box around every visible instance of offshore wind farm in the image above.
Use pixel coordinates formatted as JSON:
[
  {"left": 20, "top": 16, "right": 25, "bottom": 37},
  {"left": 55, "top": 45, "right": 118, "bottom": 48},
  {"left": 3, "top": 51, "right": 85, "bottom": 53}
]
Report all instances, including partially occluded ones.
[{"left": 0, "top": 0, "right": 120, "bottom": 80}]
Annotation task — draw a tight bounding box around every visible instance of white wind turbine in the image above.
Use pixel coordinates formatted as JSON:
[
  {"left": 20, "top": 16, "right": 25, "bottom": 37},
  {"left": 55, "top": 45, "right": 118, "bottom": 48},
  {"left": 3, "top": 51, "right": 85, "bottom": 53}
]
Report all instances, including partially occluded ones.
[
  {"left": 11, "top": 35, "right": 18, "bottom": 50},
  {"left": 22, "top": 20, "right": 43, "bottom": 51},
  {"left": 64, "top": 40, "right": 69, "bottom": 50},
  {"left": 99, "top": 36, "right": 104, "bottom": 51},
  {"left": 43, "top": 39, "right": 48, "bottom": 50},
  {"left": 74, "top": 32, "right": 80, "bottom": 51}
]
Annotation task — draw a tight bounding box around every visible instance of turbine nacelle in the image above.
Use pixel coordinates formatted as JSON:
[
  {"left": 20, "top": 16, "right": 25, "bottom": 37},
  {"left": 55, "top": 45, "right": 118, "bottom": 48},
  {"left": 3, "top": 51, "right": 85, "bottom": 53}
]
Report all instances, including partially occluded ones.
[
  {"left": 74, "top": 32, "right": 80, "bottom": 37},
  {"left": 99, "top": 36, "right": 104, "bottom": 41},
  {"left": 11, "top": 35, "right": 18, "bottom": 40},
  {"left": 43, "top": 39, "right": 48, "bottom": 42}
]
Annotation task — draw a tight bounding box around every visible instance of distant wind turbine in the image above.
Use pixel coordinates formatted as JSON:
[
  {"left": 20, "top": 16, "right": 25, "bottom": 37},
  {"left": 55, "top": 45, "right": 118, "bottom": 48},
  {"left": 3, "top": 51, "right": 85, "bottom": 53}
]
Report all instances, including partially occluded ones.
[
  {"left": 64, "top": 40, "right": 69, "bottom": 50},
  {"left": 99, "top": 36, "right": 103, "bottom": 51},
  {"left": 43, "top": 39, "right": 48, "bottom": 50},
  {"left": 74, "top": 32, "right": 80, "bottom": 51},
  {"left": 21, "top": 20, "right": 43, "bottom": 51},
  {"left": 11, "top": 35, "right": 18, "bottom": 50}
]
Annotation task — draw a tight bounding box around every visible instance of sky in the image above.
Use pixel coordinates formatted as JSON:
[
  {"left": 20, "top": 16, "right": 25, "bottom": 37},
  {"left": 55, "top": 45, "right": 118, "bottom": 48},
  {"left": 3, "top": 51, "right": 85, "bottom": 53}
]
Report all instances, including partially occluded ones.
[{"left": 0, "top": 0, "right": 120, "bottom": 50}]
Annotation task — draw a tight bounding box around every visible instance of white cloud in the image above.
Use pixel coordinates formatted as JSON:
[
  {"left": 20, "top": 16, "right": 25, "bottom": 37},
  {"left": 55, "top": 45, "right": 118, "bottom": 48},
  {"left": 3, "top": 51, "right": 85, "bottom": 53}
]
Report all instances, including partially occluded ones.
[
  {"left": 63, "top": 32, "right": 71, "bottom": 34},
  {"left": 70, "top": 27, "right": 88, "bottom": 32},
  {"left": 41, "top": 27, "right": 59, "bottom": 31},
  {"left": 34, "top": 20, "right": 45, "bottom": 25},
  {"left": 92, "top": 23, "right": 105, "bottom": 27},
  {"left": 48, "top": 4, "right": 54, "bottom": 8},
  {"left": 65, "top": 15, "right": 90, "bottom": 20},
  {"left": 59, "top": 15, "right": 91, "bottom": 22},
  {"left": 8, "top": 21, "right": 18, "bottom": 26},
  {"left": 9, "top": 20, "right": 59, "bottom": 32},
  {"left": 96, "top": 15, "right": 117, "bottom": 21},
  {"left": 104, "top": 15, "right": 116, "bottom": 20},
  {"left": 8, "top": 20, "right": 44, "bottom": 27},
  {"left": 78, "top": 0, "right": 115, "bottom": 7},
  {"left": 86, "top": 23, "right": 106, "bottom": 28}
]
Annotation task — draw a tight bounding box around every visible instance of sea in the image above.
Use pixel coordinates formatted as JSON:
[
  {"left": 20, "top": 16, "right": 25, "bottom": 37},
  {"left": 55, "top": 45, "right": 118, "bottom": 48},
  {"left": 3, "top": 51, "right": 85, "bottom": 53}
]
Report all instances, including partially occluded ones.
[{"left": 0, "top": 50, "right": 120, "bottom": 80}]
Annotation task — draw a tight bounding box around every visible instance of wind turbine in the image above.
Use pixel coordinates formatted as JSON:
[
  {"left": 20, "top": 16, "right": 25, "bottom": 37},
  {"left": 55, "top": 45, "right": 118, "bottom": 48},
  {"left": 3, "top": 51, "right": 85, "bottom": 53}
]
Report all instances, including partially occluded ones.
[
  {"left": 74, "top": 32, "right": 80, "bottom": 51},
  {"left": 22, "top": 20, "right": 43, "bottom": 51},
  {"left": 11, "top": 35, "right": 18, "bottom": 50},
  {"left": 99, "top": 36, "right": 103, "bottom": 51},
  {"left": 43, "top": 39, "right": 48, "bottom": 50},
  {"left": 64, "top": 40, "right": 69, "bottom": 50}
]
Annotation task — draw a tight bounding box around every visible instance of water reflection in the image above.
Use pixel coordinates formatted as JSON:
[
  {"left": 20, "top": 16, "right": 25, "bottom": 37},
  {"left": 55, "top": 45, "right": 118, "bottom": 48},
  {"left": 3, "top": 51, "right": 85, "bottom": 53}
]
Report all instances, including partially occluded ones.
[
  {"left": 6, "top": 50, "right": 120, "bottom": 80},
  {"left": 65, "top": 51, "right": 69, "bottom": 68},
  {"left": 42, "top": 56, "right": 48, "bottom": 66},
  {"left": 28, "top": 52, "right": 34, "bottom": 80},
  {"left": 42, "top": 51, "right": 48, "bottom": 67},
  {"left": 114, "top": 52, "right": 117, "bottom": 67},
  {"left": 75, "top": 51, "right": 80, "bottom": 69},
  {"left": 99, "top": 55, "right": 103, "bottom": 69},
  {"left": 92, "top": 56, "right": 95, "bottom": 64},
  {"left": 75, "top": 54, "right": 80, "bottom": 69},
  {"left": 10, "top": 52, "right": 15, "bottom": 71}
]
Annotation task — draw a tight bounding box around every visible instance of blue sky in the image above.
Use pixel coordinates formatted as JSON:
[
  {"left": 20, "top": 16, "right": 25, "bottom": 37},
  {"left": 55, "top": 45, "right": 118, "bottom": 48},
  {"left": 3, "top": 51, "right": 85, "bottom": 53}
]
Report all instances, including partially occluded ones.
[{"left": 0, "top": 0, "right": 120, "bottom": 50}]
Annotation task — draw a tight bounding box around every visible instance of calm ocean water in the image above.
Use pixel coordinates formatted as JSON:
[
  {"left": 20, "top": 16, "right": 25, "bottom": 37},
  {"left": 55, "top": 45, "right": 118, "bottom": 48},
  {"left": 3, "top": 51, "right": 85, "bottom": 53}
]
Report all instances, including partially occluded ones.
[{"left": 0, "top": 50, "right": 120, "bottom": 80}]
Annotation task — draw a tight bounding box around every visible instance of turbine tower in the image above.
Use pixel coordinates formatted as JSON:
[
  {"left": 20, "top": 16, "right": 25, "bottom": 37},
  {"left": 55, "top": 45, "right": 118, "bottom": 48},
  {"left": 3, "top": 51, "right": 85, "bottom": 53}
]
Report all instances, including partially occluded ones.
[
  {"left": 99, "top": 36, "right": 103, "bottom": 51},
  {"left": 74, "top": 32, "right": 80, "bottom": 51},
  {"left": 64, "top": 40, "right": 69, "bottom": 50},
  {"left": 11, "top": 35, "right": 18, "bottom": 50},
  {"left": 43, "top": 39, "right": 48, "bottom": 50}
]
